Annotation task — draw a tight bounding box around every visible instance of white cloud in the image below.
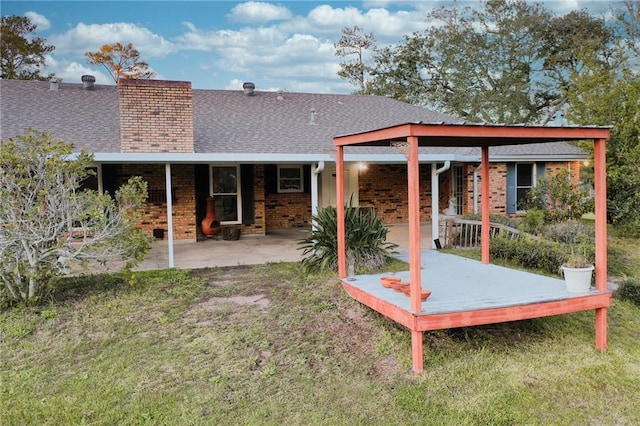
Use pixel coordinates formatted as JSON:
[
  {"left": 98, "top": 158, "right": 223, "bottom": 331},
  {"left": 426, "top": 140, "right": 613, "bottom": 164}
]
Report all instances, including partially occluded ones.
[
  {"left": 279, "top": 4, "right": 428, "bottom": 45},
  {"left": 174, "top": 3, "right": 431, "bottom": 93},
  {"left": 50, "top": 22, "right": 175, "bottom": 58},
  {"left": 227, "top": 1, "right": 293, "bottom": 23},
  {"left": 25, "top": 11, "right": 51, "bottom": 31},
  {"left": 176, "top": 25, "right": 288, "bottom": 51},
  {"left": 541, "top": 0, "right": 612, "bottom": 15},
  {"left": 55, "top": 61, "right": 111, "bottom": 85},
  {"left": 225, "top": 78, "right": 246, "bottom": 90}
]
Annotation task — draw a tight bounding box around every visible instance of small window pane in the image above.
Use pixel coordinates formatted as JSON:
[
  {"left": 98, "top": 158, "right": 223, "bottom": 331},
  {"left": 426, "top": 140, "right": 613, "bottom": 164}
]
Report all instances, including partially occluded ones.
[
  {"left": 280, "top": 168, "right": 301, "bottom": 179},
  {"left": 215, "top": 195, "right": 238, "bottom": 222},
  {"left": 213, "top": 167, "right": 237, "bottom": 193},
  {"left": 516, "top": 188, "right": 530, "bottom": 208},
  {"left": 278, "top": 166, "right": 303, "bottom": 193},
  {"left": 517, "top": 164, "right": 533, "bottom": 187}
]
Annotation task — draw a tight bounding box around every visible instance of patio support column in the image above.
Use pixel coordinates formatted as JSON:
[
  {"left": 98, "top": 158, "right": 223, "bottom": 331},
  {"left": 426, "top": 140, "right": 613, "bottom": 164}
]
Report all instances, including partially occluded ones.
[
  {"left": 594, "top": 137, "right": 608, "bottom": 351},
  {"left": 165, "top": 163, "right": 175, "bottom": 268},
  {"left": 97, "top": 164, "right": 104, "bottom": 194},
  {"left": 311, "top": 161, "right": 325, "bottom": 229},
  {"left": 407, "top": 135, "right": 424, "bottom": 375},
  {"left": 336, "top": 146, "right": 347, "bottom": 278},
  {"left": 481, "top": 146, "right": 490, "bottom": 264}
]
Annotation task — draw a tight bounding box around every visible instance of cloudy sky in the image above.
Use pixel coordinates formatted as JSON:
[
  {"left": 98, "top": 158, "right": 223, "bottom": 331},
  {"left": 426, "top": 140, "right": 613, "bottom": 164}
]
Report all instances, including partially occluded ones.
[{"left": 2, "top": 1, "right": 618, "bottom": 93}]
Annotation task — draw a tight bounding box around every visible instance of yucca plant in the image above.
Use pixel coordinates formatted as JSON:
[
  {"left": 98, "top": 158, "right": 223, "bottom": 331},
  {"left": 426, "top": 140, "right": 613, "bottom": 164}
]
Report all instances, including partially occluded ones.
[{"left": 299, "top": 200, "right": 398, "bottom": 273}]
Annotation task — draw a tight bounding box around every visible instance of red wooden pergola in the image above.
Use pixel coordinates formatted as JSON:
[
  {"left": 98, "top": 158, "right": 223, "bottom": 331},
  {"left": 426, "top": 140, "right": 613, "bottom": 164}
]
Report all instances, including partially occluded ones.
[{"left": 333, "top": 123, "right": 611, "bottom": 374}]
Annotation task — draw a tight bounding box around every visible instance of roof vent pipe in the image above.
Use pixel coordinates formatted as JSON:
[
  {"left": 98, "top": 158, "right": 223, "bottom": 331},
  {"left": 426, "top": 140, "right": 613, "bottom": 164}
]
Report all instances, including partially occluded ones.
[
  {"left": 309, "top": 108, "right": 317, "bottom": 125},
  {"left": 242, "top": 82, "right": 255, "bottom": 96},
  {"left": 81, "top": 74, "right": 96, "bottom": 90},
  {"left": 276, "top": 90, "right": 284, "bottom": 101},
  {"left": 49, "top": 78, "right": 60, "bottom": 91}
]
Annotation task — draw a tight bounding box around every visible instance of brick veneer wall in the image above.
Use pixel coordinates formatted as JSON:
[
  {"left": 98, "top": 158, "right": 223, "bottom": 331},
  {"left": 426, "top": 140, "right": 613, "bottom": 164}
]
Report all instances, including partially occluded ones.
[
  {"left": 126, "top": 164, "right": 268, "bottom": 239},
  {"left": 468, "top": 161, "right": 583, "bottom": 217},
  {"left": 463, "top": 164, "right": 477, "bottom": 215},
  {"left": 265, "top": 192, "right": 311, "bottom": 228},
  {"left": 358, "top": 164, "right": 454, "bottom": 223},
  {"left": 484, "top": 163, "right": 508, "bottom": 215},
  {"left": 242, "top": 165, "right": 266, "bottom": 235},
  {"left": 118, "top": 79, "right": 194, "bottom": 153},
  {"left": 546, "top": 161, "right": 582, "bottom": 186},
  {"left": 119, "top": 164, "right": 196, "bottom": 239}
]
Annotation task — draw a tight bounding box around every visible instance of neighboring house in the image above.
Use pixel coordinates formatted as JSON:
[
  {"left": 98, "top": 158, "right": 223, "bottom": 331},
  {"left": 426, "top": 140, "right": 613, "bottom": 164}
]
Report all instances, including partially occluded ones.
[{"left": 0, "top": 78, "right": 587, "bottom": 241}]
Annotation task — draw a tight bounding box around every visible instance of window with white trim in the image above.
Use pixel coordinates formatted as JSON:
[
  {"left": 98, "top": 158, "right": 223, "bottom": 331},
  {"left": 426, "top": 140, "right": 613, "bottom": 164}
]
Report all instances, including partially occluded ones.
[
  {"left": 277, "top": 165, "right": 303, "bottom": 193},
  {"left": 210, "top": 165, "right": 241, "bottom": 223}
]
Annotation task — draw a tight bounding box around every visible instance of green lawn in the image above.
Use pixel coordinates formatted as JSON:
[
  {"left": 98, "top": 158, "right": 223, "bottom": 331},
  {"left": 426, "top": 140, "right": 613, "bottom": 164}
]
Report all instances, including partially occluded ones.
[{"left": 2, "top": 254, "right": 639, "bottom": 425}]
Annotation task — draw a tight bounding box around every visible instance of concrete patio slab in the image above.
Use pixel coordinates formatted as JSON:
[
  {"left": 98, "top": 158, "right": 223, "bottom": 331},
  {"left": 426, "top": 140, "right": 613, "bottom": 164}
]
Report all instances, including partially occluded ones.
[{"left": 134, "top": 222, "right": 433, "bottom": 270}]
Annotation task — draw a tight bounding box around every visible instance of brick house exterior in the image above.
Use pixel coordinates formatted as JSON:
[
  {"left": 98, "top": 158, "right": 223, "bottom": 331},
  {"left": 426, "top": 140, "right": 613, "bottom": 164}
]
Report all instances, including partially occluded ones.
[{"left": 1, "top": 78, "right": 589, "bottom": 241}]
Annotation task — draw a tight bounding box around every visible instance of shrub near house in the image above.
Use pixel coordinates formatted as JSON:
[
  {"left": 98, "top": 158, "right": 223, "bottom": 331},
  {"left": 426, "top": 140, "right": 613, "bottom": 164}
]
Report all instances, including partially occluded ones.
[{"left": 0, "top": 130, "right": 151, "bottom": 304}]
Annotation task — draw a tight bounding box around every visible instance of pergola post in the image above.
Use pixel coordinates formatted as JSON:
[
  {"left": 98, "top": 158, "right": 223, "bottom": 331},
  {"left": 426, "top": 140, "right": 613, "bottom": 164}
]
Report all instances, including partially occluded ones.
[
  {"left": 407, "top": 135, "right": 424, "bottom": 374},
  {"left": 481, "top": 146, "right": 490, "bottom": 264},
  {"left": 336, "top": 146, "right": 347, "bottom": 278},
  {"left": 594, "top": 138, "right": 608, "bottom": 351}
]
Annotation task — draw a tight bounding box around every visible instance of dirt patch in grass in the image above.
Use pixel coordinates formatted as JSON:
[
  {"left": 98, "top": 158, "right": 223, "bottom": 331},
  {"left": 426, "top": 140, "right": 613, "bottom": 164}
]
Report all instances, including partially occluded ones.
[{"left": 196, "top": 294, "right": 270, "bottom": 310}]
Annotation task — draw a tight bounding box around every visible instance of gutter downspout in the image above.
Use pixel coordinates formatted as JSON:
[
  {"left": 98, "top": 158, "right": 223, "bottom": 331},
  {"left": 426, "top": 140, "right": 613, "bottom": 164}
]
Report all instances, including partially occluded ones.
[
  {"left": 473, "top": 164, "right": 482, "bottom": 214},
  {"left": 311, "top": 161, "right": 325, "bottom": 230},
  {"left": 431, "top": 161, "right": 450, "bottom": 249}
]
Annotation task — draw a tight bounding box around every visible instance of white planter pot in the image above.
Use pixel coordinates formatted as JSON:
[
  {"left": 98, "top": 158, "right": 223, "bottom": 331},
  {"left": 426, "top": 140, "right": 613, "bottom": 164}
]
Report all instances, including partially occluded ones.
[{"left": 561, "top": 265, "right": 594, "bottom": 293}]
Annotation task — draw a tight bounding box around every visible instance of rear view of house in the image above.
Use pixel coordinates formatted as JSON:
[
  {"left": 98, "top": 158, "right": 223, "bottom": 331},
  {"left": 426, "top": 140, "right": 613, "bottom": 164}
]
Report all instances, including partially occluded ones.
[{"left": 0, "top": 77, "right": 588, "bottom": 242}]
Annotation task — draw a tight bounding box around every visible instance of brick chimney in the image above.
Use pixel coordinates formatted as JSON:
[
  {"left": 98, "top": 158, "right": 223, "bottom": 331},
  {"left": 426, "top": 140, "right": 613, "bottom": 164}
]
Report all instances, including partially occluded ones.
[{"left": 118, "top": 79, "right": 194, "bottom": 153}]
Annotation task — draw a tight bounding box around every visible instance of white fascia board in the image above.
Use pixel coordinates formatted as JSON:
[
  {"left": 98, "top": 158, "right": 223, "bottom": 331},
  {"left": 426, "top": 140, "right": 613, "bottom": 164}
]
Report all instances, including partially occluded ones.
[
  {"left": 90, "top": 152, "right": 334, "bottom": 164},
  {"left": 87, "top": 152, "right": 476, "bottom": 164},
  {"left": 85, "top": 152, "right": 583, "bottom": 164},
  {"left": 489, "top": 154, "right": 589, "bottom": 162}
]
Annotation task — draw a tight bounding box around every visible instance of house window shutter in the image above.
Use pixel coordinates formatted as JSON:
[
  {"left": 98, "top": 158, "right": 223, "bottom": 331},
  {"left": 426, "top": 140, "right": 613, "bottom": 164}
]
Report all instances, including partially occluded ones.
[
  {"left": 303, "top": 165, "right": 311, "bottom": 194},
  {"left": 536, "top": 162, "right": 546, "bottom": 181},
  {"left": 265, "top": 165, "right": 277, "bottom": 194},
  {"left": 506, "top": 163, "right": 516, "bottom": 214},
  {"left": 241, "top": 164, "right": 254, "bottom": 225}
]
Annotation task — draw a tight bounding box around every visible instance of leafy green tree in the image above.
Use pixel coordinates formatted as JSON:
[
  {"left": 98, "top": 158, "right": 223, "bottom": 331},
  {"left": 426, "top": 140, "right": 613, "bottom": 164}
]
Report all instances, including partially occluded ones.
[
  {"left": 359, "top": 0, "right": 616, "bottom": 125},
  {"left": 565, "top": 33, "right": 640, "bottom": 232},
  {"left": 618, "top": 0, "right": 639, "bottom": 58},
  {"left": 85, "top": 42, "right": 155, "bottom": 83},
  {"left": 1, "top": 15, "right": 55, "bottom": 80},
  {"left": 0, "top": 130, "right": 152, "bottom": 303},
  {"left": 334, "top": 26, "right": 377, "bottom": 94}
]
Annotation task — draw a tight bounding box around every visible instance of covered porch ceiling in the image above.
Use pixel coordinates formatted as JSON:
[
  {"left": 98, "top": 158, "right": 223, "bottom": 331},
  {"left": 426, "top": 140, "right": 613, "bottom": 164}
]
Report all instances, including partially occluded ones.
[{"left": 333, "top": 121, "right": 611, "bottom": 375}]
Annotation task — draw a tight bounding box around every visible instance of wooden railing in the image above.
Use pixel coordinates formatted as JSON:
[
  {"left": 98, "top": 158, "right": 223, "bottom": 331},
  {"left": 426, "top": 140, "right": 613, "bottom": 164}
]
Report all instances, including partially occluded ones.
[{"left": 439, "top": 218, "right": 535, "bottom": 249}]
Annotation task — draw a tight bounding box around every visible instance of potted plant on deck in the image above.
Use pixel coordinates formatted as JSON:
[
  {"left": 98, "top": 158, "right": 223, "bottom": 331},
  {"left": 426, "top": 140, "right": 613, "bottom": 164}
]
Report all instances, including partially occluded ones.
[{"left": 561, "top": 249, "right": 594, "bottom": 293}]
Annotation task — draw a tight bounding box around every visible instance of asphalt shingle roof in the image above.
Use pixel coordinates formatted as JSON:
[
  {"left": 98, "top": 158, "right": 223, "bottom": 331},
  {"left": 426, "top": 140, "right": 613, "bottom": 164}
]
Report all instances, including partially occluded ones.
[
  {"left": 1, "top": 80, "right": 121, "bottom": 152},
  {"left": 1, "top": 79, "right": 586, "bottom": 159},
  {"left": 193, "top": 89, "right": 460, "bottom": 154}
]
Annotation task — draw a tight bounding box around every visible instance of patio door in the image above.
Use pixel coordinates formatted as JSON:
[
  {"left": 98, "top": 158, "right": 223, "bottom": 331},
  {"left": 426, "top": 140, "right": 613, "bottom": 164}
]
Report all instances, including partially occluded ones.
[
  {"left": 452, "top": 165, "right": 464, "bottom": 215},
  {"left": 327, "top": 165, "right": 351, "bottom": 207}
]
